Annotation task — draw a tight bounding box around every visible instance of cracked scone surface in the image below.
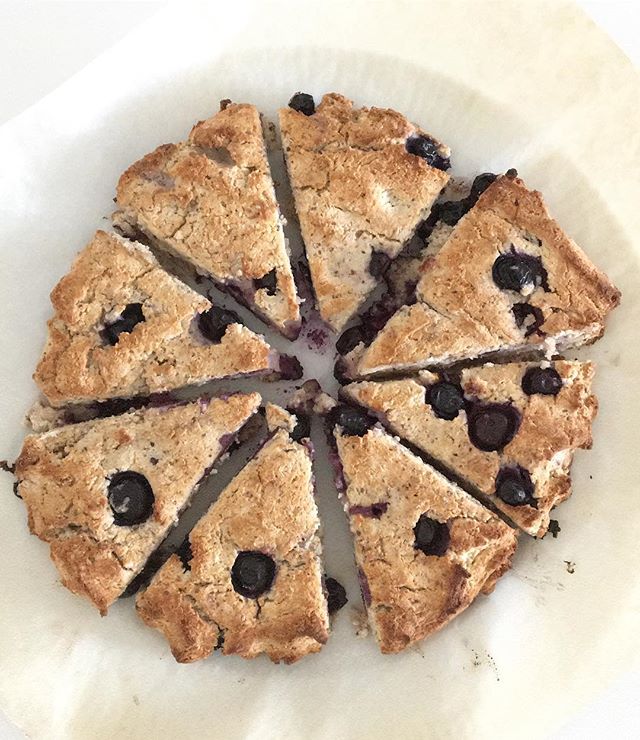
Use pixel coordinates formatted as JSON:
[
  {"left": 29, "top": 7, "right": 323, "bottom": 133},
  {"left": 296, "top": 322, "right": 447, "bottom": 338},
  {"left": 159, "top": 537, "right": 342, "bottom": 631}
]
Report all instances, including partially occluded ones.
[
  {"left": 14, "top": 393, "right": 261, "bottom": 614},
  {"left": 114, "top": 102, "right": 300, "bottom": 337},
  {"left": 333, "top": 425, "right": 517, "bottom": 653},
  {"left": 136, "top": 427, "right": 329, "bottom": 664},
  {"left": 354, "top": 174, "right": 621, "bottom": 375},
  {"left": 34, "top": 230, "right": 276, "bottom": 407},
  {"left": 279, "top": 93, "right": 450, "bottom": 331},
  {"left": 344, "top": 360, "right": 597, "bottom": 537}
]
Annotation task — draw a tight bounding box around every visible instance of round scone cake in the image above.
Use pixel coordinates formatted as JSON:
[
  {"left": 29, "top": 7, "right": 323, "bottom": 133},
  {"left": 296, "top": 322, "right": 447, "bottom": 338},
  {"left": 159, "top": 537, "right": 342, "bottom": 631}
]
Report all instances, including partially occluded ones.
[{"left": 4, "top": 92, "right": 620, "bottom": 662}]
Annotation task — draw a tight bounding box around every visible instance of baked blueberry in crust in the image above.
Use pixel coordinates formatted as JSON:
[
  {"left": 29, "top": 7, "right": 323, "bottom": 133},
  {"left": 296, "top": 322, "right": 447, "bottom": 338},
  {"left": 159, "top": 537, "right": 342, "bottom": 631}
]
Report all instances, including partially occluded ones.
[
  {"left": 231, "top": 551, "right": 276, "bottom": 598},
  {"left": 253, "top": 268, "right": 278, "bottom": 296},
  {"left": 288, "top": 92, "right": 315, "bottom": 116},
  {"left": 494, "top": 466, "right": 536, "bottom": 507},
  {"left": 197, "top": 305, "right": 242, "bottom": 343},
  {"left": 512, "top": 302, "right": 545, "bottom": 337},
  {"left": 492, "top": 251, "right": 549, "bottom": 293},
  {"left": 101, "top": 303, "right": 145, "bottom": 345},
  {"left": 328, "top": 405, "right": 374, "bottom": 437},
  {"left": 108, "top": 472, "right": 155, "bottom": 526},
  {"left": 522, "top": 367, "right": 563, "bottom": 396},
  {"left": 467, "top": 403, "right": 520, "bottom": 452},
  {"left": 325, "top": 577, "right": 348, "bottom": 614},
  {"left": 413, "top": 514, "right": 450, "bottom": 557},
  {"left": 427, "top": 381, "right": 465, "bottom": 421},
  {"left": 405, "top": 135, "right": 451, "bottom": 170},
  {"left": 348, "top": 502, "right": 389, "bottom": 518}
]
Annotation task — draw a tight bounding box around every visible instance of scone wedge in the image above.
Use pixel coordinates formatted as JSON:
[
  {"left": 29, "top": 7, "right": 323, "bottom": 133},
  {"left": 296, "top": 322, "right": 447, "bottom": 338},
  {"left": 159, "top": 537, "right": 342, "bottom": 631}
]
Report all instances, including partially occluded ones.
[
  {"left": 34, "top": 230, "right": 297, "bottom": 408},
  {"left": 280, "top": 92, "right": 450, "bottom": 332},
  {"left": 114, "top": 101, "right": 301, "bottom": 338},
  {"left": 14, "top": 392, "right": 261, "bottom": 614},
  {"left": 348, "top": 172, "right": 620, "bottom": 377},
  {"left": 344, "top": 361, "right": 597, "bottom": 537},
  {"left": 136, "top": 410, "right": 329, "bottom": 664},
  {"left": 327, "top": 405, "right": 517, "bottom": 653}
]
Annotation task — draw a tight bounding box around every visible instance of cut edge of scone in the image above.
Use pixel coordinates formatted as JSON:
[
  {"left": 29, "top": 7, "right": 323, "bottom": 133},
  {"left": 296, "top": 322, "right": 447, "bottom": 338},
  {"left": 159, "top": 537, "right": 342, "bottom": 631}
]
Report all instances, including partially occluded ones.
[
  {"left": 33, "top": 230, "right": 301, "bottom": 409},
  {"left": 342, "top": 359, "right": 598, "bottom": 538},
  {"left": 279, "top": 92, "right": 451, "bottom": 332},
  {"left": 325, "top": 407, "right": 517, "bottom": 653},
  {"left": 14, "top": 392, "right": 261, "bottom": 615},
  {"left": 340, "top": 172, "right": 620, "bottom": 378},
  {"left": 135, "top": 418, "right": 330, "bottom": 664},
  {"left": 113, "top": 101, "right": 301, "bottom": 339}
]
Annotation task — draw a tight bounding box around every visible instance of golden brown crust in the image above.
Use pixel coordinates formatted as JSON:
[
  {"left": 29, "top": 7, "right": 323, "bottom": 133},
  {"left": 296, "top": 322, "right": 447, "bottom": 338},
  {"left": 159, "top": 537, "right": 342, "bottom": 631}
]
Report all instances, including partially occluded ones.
[
  {"left": 344, "top": 360, "right": 597, "bottom": 537},
  {"left": 355, "top": 174, "right": 620, "bottom": 375},
  {"left": 15, "top": 393, "right": 261, "bottom": 614},
  {"left": 33, "top": 230, "right": 275, "bottom": 406},
  {"left": 114, "top": 103, "right": 300, "bottom": 336},
  {"left": 136, "top": 427, "right": 329, "bottom": 664},
  {"left": 334, "top": 426, "right": 517, "bottom": 653},
  {"left": 279, "top": 93, "right": 450, "bottom": 331}
]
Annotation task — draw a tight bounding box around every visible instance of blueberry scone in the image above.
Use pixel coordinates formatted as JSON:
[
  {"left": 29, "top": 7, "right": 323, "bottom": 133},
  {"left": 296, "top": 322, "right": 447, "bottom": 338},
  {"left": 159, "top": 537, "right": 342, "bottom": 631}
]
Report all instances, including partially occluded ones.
[
  {"left": 34, "top": 230, "right": 298, "bottom": 408},
  {"left": 114, "top": 101, "right": 301, "bottom": 338},
  {"left": 343, "top": 360, "right": 597, "bottom": 537},
  {"left": 326, "top": 404, "right": 517, "bottom": 653},
  {"left": 279, "top": 92, "right": 450, "bottom": 332},
  {"left": 346, "top": 172, "right": 620, "bottom": 377},
  {"left": 14, "top": 393, "right": 261, "bottom": 614},
  {"left": 136, "top": 417, "right": 329, "bottom": 663}
]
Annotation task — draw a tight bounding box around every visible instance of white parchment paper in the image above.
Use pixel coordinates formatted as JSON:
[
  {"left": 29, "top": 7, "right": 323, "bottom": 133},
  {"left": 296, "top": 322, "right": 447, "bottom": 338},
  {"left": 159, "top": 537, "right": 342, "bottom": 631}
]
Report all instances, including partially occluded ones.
[{"left": 0, "top": 1, "right": 639, "bottom": 738}]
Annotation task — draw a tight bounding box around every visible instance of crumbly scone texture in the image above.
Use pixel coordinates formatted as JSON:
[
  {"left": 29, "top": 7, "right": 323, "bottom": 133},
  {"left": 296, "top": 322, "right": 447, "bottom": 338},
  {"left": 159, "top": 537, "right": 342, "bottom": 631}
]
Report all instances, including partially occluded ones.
[
  {"left": 279, "top": 93, "right": 450, "bottom": 331},
  {"left": 34, "top": 230, "right": 275, "bottom": 407},
  {"left": 136, "top": 427, "right": 329, "bottom": 664},
  {"left": 334, "top": 425, "right": 517, "bottom": 653},
  {"left": 354, "top": 174, "right": 621, "bottom": 375},
  {"left": 14, "top": 393, "right": 261, "bottom": 614},
  {"left": 114, "top": 102, "right": 300, "bottom": 337},
  {"left": 343, "top": 360, "right": 597, "bottom": 537},
  {"left": 264, "top": 402, "right": 297, "bottom": 433}
]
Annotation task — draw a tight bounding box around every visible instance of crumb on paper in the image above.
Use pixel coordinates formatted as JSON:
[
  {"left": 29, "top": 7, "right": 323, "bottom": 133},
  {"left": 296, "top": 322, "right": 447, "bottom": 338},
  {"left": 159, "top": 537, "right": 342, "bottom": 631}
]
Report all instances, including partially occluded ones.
[
  {"left": 470, "top": 650, "right": 500, "bottom": 681},
  {"left": 547, "top": 520, "right": 561, "bottom": 538},
  {"left": 564, "top": 560, "right": 576, "bottom": 574},
  {"left": 351, "top": 607, "right": 369, "bottom": 638},
  {"left": 0, "top": 460, "right": 15, "bottom": 475},
  {"left": 132, "top": 695, "right": 140, "bottom": 706}
]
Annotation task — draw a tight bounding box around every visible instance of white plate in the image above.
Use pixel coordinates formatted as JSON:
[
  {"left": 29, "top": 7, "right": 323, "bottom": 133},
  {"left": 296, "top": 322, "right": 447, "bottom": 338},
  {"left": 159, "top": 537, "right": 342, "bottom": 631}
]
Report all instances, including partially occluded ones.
[{"left": 0, "top": 2, "right": 639, "bottom": 738}]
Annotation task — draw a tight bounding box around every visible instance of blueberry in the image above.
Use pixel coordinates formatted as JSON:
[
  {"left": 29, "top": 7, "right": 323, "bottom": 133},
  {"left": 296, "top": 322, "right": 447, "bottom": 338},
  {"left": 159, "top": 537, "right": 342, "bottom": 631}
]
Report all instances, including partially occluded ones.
[
  {"left": 288, "top": 92, "right": 315, "bottom": 116},
  {"left": 492, "top": 252, "right": 548, "bottom": 293},
  {"left": 290, "top": 413, "right": 311, "bottom": 441},
  {"left": 427, "top": 381, "right": 465, "bottom": 420},
  {"left": 469, "top": 172, "right": 498, "bottom": 199},
  {"left": 368, "top": 250, "right": 391, "bottom": 278},
  {"left": 522, "top": 367, "right": 563, "bottom": 396},
  {"left": 512, "top": 303, "right": 545, "bottom": 337},
  {"left": 405, "top": 135, "right": 450, "bottom": 170},
  {"left": 413, "top": 514, "right": 450, "bottom": 556},
  {"left": 329, "top": 405, "right": 373, "bottom": 437},
  {"left": 494, "top": 466, "right": 536, "bottom": 507},
  {"left": 102, "top": 303, "right": 145, "bottom": 345},
  {"left": 467, "top": 403, "right": 520, "bottom": 452},
  {"left": 176, "top": 538, "right": 193, "bottom": 571},
  {"left": 107, "top": 471, "right": 155, "bottom": 526},
  {"left": 278, "top": 354, "right": 303, "bottom": 380},
  {"left": 336, "top": 326, "right": 365, "bottom": 356},
  {"left": 325, "top": 576, "right": 348, "bottom": 614},
  {"left": 253, "top": 268, "right": 278, "bottom": 296},
  {"left": 231, "top": 551, "right": 276, "bottom": 598},
  {"left": 348, "top": 502, "right": 389, "bottom": 518},
  {"left": 437, "top": 199, "right": 470, "bottom": 226},
  {"left": 198, "top": 306, "right": 241, "bottom": 343}
]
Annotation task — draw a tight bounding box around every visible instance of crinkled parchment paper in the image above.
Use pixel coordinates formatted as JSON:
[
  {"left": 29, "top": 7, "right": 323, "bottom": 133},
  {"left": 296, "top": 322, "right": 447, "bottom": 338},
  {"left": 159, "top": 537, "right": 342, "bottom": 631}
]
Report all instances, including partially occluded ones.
[{"left": 0, "top": 1, "right": 638, "bottom": 738}]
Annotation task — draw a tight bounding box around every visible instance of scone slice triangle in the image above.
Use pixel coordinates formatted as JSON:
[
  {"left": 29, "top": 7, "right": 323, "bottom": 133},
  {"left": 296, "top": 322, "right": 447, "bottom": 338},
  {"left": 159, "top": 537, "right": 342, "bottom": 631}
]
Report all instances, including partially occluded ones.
[
  {"left": 136, "top": 411, "right": 329, "bottom": 664},
  {"left": 351, "top": 173, "right": 620, "bottom": 377},
  {"left": 343, "top": 360, "right": 597, "bottom": 537},
  {"left": 14, "top": 392, "right": 261, "bottom": 614},
  {"left": 279, "top": 92, "right": 450, "bottom": 332},
  {"left": 34, "top": 230, "right": 297, "bottom": 408},
  {"left": 328, "top": 407, "right": 517, "bottom": 653},
  {"left": 114, "top": 102, "right": 301, "bottom": 338}
]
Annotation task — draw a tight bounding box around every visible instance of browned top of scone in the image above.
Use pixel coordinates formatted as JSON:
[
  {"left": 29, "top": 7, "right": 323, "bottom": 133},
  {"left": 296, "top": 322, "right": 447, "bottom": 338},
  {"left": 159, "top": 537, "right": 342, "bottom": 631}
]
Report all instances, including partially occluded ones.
[
  {"left": 279, "top": 93, "right": 450, "bottom": 331},
  {"left": 33, "top": 230, "right": 274, "bottom": 406},
  {"left": 115, "top": 103, "right": 300, "bottom": 336},
  {"left": 355, "top": 174, "right": 621, "bottom": 375},
  {"left": 334, "top": 425, "right": 517, "bottom": 653},
  {"left": 136, "top": 427, "right": 329, "bottom": 664},
  {"left": 14, "top": 393, "right": 261, "bottom": 614},
  {"left": 343, "top": 360, "right": 597, "bottom": 537}
]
